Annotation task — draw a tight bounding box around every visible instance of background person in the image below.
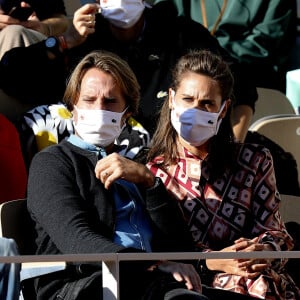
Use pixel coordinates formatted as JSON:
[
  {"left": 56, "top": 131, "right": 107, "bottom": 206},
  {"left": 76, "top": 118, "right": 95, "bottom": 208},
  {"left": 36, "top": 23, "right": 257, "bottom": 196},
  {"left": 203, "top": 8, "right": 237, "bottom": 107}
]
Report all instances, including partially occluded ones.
[
  {"left": 0, "top": 0, "right": 257, "bottom": 142},
  {"left": 27, "top": 50, "right": 207, "bottom": 300},
  {"left": 0, "top": 0, "right": 69, "bottom": 58},
  {"left": 147, "top": 49, "right": 300, "bottom": 300},
  {"left": 153, "top": 0, "right": 297, "bottom": 92},
  {"left": 0, "top": 0, "right": 69, "bottom": 120}
]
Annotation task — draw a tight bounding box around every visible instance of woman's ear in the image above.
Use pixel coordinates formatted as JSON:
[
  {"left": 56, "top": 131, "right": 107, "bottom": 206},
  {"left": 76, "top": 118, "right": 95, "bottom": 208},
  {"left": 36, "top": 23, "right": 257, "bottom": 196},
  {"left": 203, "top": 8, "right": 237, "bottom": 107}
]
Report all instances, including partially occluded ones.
[
  {"left": 168, "top": 88, "right": 175, "bottom": 109},
  {"left": 220, "top": 99, "right": 231, "bottom": 118}
]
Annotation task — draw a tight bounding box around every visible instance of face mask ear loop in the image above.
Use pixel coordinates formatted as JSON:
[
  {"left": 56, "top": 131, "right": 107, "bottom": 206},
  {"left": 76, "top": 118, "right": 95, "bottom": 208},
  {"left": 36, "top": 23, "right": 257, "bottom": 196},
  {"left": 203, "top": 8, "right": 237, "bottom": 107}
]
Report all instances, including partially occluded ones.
[
  {"left": 121, "top": 106, "right": 130, "bottom": 129},
  {"left": 218, "top": 101, "right": 227, "bottom": 115},
  {"left": 215, "top": 101, "right": 227, "bottom": 133}
]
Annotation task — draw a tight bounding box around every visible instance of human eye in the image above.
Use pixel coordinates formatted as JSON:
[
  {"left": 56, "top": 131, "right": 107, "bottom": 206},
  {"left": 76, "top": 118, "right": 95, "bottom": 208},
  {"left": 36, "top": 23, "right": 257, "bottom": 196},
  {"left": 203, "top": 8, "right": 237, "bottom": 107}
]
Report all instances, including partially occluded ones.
[
  {"left": 199, "top": 100, "right": 216, "bottom": 111},
  {"left": 103, "top": 96, "right": 117, "bottom": 104},
  {"left": 181, "top": 96, "right": 194, "bottom": 103},
  {"left": 78, "top": 94, "right": 95, "bottom": 103}
]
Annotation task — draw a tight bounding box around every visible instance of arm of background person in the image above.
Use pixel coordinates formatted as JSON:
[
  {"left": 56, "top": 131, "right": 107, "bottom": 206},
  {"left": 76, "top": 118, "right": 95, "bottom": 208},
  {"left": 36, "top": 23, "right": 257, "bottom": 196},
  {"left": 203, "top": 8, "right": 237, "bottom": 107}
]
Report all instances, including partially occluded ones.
[
  {"left": 0, "top": 4, "right": 99, "bottom": 103},
  {"left": 28, "top": 13, "right": 69, "bottom": 36},
  {"left": 217, "top": 0, "right": 296, "bottom": 65},
  {"left": 28, "top": 0, "right": 70, "bottom": 36},
  {"left": 232, "top": 104, "right": 253, "bottom": 143}
]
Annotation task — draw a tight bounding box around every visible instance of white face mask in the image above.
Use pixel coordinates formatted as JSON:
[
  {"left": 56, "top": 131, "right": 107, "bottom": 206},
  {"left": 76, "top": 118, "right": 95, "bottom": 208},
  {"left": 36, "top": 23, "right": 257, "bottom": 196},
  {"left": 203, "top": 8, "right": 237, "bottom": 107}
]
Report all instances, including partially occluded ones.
[
  {"left": 100, "top": 0, "right": 145, "bottom": 29},
  {"left": 73, "top": 106, "right": 127, "bottom": 147},
  {"left": 170, "top": 93, "right": 226, "bottom": 147}
]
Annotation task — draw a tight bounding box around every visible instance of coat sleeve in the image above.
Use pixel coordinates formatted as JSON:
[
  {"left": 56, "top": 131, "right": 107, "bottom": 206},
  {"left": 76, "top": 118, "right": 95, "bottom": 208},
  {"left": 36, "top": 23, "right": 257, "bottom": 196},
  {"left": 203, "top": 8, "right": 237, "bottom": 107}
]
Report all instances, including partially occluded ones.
[
  {"left": 27, "top": 149, "right": 126, "bottom": 254},
  {"left": 144, "top": 178, "right": 195, "bottom": 252},
  {"left": 250, "top": 147, "right": 294, "bottom": 270},
  {"left": 0, "top": 41, "right": 66, "bottom": 104}
]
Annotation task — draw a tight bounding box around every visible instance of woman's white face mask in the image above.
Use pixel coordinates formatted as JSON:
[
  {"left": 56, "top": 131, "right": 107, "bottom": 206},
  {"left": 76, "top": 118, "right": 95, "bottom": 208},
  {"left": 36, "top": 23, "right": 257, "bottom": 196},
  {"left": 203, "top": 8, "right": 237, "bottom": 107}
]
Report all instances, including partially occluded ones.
[
  {"left": 73, "top": 106, "right": 127, "bottom": 147},
  {"left": 170, "top": 91, "right": 226, "bottom": 146},
  {"left": 100, "top": 0, "right": 145, "bottom": 29}
]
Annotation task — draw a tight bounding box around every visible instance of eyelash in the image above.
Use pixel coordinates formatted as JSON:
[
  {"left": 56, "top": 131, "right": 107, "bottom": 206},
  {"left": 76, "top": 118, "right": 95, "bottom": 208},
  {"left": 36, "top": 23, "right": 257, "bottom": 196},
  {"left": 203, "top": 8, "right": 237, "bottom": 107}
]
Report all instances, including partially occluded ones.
[{"left": 182, "top": 98, "right": 214, "bottom": 107}]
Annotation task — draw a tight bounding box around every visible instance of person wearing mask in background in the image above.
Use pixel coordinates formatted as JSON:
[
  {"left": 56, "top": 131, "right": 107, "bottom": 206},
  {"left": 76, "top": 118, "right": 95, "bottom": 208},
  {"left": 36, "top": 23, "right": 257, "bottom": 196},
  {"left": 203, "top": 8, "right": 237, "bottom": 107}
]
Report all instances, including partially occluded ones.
[
  {"left": 0, "top": 0, "right": 69, "bottom": 120},
  {"left": 147, "top": 49, "right": 300, "bottom": 300},
  {"left": 153, "top": 0, "right": 297, "bottom": 93},
  {"left": 0, "top": 0, "right": 257, "bottom": 142},
  {"left": 0, "top": 0, "right": 69, "bottom": 58},
  {"left": 27, "top": 49, "right": 210, "bottom": 300}
]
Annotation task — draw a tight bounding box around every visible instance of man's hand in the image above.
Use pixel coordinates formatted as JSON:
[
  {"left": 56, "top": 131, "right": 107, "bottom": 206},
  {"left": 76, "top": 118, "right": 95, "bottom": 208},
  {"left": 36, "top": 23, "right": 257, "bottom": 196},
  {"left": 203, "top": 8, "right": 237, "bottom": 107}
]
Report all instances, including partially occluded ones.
[
  {"left": 152, "top": 261, "right": 202, "bottom": 293},
  {"left": 95, "top": 152, "right": 155, "bottom": 189}
]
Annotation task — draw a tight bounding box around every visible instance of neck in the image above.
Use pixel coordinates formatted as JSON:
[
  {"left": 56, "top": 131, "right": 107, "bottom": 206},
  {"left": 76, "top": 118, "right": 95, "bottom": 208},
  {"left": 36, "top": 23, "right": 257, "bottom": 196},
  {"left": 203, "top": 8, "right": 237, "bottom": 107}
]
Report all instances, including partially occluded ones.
[
  {"left": 179, "top": 137, "right": 209, "bottom": 160},
  {"left": 110, "top": 14, "right": 145, "bottom": 42}
]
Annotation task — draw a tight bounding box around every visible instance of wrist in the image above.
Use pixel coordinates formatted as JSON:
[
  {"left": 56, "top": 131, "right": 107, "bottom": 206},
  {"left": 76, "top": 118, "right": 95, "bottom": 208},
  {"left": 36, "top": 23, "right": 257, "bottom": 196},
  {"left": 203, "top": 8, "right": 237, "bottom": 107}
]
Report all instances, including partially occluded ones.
[
  {"left": 45, "top": 36, "right": 61, "bottom": 59},
  {"left": 58, "top": 35, "right": 68, "bottom": 51},
  {"left": 148, "top": 260, "right": 164, "bottom": 271}
]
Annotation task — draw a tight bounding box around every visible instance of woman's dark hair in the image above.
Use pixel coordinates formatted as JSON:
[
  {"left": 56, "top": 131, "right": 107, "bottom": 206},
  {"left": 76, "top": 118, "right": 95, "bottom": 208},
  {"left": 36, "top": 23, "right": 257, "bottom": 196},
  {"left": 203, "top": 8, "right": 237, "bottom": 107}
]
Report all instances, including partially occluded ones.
[{"left": 147, "top": 49, "right": 238, "bottom": 181}]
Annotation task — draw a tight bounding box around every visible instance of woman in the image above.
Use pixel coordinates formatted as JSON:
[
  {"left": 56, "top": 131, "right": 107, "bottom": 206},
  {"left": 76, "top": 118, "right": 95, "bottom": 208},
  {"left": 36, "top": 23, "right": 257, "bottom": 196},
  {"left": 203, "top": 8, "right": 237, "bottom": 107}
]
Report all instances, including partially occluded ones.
[
  {"left": 147, "top": 49, "right": 300, "bottom": 299},
  {"left": 27, "top": 50, "right": 207, "bottom": 300}
]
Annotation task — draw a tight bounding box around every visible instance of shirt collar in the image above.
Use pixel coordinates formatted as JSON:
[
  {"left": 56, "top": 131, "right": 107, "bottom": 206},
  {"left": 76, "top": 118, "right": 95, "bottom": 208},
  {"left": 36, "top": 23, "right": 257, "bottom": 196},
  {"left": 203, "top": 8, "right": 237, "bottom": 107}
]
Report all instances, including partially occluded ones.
[{"left": 67, "top": 134, "right": 107, "bottom": 158}]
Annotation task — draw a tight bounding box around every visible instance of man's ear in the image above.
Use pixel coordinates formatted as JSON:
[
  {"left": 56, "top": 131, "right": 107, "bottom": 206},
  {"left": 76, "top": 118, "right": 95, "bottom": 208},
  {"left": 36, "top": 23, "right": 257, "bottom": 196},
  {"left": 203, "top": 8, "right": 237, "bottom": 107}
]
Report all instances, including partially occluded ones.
[
  {"left": 220, "top": 99, "right": 231, "bottom": 118},
  {"left": 122, "top": 111, "right": 132, "bottom": 125}
]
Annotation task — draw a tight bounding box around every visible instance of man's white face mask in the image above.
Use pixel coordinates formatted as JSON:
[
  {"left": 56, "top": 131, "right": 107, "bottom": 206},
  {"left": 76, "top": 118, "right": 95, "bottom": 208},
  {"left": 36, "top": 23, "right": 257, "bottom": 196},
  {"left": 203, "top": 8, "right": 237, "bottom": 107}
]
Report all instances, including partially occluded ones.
[
  {"left": 100, "top": 0, "right": 145, "bottom": 29},
  {"left": 73, "top": 106, "right": 127, "bottom": 147}
]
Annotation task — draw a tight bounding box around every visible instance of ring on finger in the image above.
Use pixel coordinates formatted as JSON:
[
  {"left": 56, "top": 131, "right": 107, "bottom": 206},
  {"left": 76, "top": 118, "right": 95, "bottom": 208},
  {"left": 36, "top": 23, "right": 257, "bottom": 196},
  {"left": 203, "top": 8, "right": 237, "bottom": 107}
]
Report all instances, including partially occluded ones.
[{"left": 88, "top": 14, "right": 95, "bottom": 24}]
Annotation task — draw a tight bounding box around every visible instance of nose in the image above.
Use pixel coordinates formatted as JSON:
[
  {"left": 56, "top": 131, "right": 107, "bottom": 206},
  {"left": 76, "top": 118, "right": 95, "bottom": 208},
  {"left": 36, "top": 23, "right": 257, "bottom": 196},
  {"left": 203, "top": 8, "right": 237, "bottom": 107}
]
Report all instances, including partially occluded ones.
[{"left": 94, "top": 97, "right": 108, "bottom": 110}]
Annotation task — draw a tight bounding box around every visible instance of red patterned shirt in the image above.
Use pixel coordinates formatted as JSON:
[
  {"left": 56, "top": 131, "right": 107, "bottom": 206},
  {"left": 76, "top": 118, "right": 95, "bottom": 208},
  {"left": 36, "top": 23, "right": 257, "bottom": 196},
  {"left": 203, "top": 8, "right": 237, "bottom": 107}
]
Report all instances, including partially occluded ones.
[{"left": 147, "top": 142, "right": 299, "bottom": 299}]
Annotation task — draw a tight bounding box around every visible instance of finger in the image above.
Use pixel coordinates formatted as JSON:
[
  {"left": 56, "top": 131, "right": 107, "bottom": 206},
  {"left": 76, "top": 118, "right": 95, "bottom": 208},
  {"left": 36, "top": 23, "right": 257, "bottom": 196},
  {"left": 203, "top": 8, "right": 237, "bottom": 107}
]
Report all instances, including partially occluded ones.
[
  {"left": 76, "top": 3, "right": 100, "bottom": 15},
  {"left": 250, "top": 237, "right": 259, "bottom": 243},
  {"left": 186, "top": 274, "right": 202, "bottom": 293},
  {"left": 234, "top": 237, "right": 248, "bottom": 244},
  {"left": 245, "top": 270, "right": 261, "bottom": 278},
  {"left": 181, "top": 268, "right": 202, "bottom": 293},
  {"left": 179, "top": 273, "right": 196, "bottom": 291},
  {"left": 100, "top": 170, "right": 114, "bottom": 189},
  {"left": 234, "top": 240, "right": 250, "bottom": 251},
  {"left": 250, "top": 263, "right": 269, "bottom": 272},
  {"left": 86, "top": 13, "right": 96, "bottom": 27},
  {"left": 173, "top": 272, "right": 184, "bottom": 283}
]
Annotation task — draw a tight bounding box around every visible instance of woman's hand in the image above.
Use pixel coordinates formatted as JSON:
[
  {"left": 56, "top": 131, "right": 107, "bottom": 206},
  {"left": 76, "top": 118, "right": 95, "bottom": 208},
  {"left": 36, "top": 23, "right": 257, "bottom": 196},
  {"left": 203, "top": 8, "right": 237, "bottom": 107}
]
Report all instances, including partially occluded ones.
[
  {"left": 206, "top": 237, "right": 271, "bottom": 278},
  {"left": 234, "top": 237, "right": 273, "bottom": 275},
  {"left": 151, "top": 261, "right": 202, "bottom": 293},
  {"left": 95, "top": 152, "right": 155, "bottom": 189}
]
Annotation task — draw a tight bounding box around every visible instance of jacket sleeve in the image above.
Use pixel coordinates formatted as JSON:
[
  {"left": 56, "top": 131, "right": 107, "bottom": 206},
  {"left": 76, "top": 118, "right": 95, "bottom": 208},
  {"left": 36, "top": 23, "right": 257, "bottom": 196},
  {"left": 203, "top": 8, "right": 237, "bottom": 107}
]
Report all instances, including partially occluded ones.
[
  {"left": 217, "top": 0, "right": 296, "bottom": 65},
  {"left": 144, "top": 178, "right": 195, "bottom": 252},
  {"left": 0, "top": 41, "right": 66, "bottom": 104},
  {"left": 250, "top": 147, "right": 294, "bottom": 270},
  {"left": 27, "top": 149, "right": 126, "bottom": 254}
]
